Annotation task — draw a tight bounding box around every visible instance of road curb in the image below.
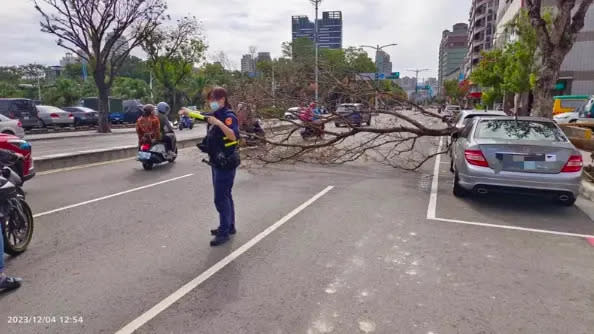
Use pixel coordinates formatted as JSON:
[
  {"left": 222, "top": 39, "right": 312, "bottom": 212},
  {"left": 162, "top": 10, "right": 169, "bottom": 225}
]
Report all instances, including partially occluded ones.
[
  {"left": 26, "top": 129, "right": 137, "bottom": 142},
  {"left": 580, "top": 179, "right": 594, "bottom": 201},
  {"left": 35, "top": 137, "right": 204, "bottom": 172}
]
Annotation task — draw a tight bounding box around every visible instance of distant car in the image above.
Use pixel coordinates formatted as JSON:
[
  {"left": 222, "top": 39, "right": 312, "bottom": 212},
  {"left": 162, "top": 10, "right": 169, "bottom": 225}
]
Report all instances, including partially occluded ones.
[
  {"left": 284, "top": 107, "right": 300, "bottom": 120},
  {"left": 62, "top": 106, "right": 98, "bottom": 126},
  {"left": 109, "top": 112, "right": 125, "bottom": 124},
  {"left": 36, "top": 105, "right": 74, "bottom": 127},
  {"left": 0, "top": 114, "right": 25, "bottom": 138},
  {"left": 445, "top": 105, "right": 462, "bottom": 115},
  {"left": 450, "top": 116, "right": 582, "bottom": 206},
  {"left": 123, "top": 100, "right": 143, "bottom": 124},
  {"left": 453, "top": 110, "right": 507, "bottom": 129},
  {"left": 0, "top": 134, "right": 35, "bottom": 182},
  {"left": 553, "top": 111, "right": 580, "bottom": 124},
  {"left": 334, "top": 103, "right": 371, "bottom": 127},
  {"left": 0, "top": 98, "right": 40, "bottom": 130}
]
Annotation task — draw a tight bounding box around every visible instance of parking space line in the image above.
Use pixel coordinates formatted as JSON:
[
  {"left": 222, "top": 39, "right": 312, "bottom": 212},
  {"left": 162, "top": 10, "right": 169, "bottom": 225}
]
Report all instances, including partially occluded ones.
[
  {"left": 426, "top": 137, "right": 594, "bottom": 240},
  {"left": 433, "top": 216, "right": 594, "bottom": 239},
  {"left": 426, "top": 137, "right": 443, "bottom": 220},
  {"left": 115, "top": 185, "right": 334, "bottom": 334},
  {"left": 33, "top": 174, "right": 194, "bottom": 218}
]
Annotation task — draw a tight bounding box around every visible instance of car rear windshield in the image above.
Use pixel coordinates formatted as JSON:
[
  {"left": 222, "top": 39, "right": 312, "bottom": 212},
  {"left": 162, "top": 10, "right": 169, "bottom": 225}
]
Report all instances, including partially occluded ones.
[
  {"left": 337, "top": 105, "right": 359, "bottom": 113},
  {"left": 475, "top": 120, "right": 567, "bottom": 142}
]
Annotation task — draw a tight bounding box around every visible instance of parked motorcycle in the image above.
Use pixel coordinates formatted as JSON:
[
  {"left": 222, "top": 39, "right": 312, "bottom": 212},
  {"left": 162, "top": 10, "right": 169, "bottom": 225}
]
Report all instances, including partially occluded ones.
[
  {"left": 137, "top": 134, "right": 178, "bottom": 170},
  {"left": 0, "top": 153, "right": 33, "bottom": 255},
  {"left": 178, "top": 115, "right": 194, "bottom": 130}
]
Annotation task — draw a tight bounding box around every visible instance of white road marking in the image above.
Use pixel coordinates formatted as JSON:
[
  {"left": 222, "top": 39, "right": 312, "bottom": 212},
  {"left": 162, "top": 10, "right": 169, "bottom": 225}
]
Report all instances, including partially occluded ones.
[
  {"left": 426, "top": 137, "right": 443, "bottom": 219},
  {"left": 33, "top": 174, "right": 194, "bottom": 218},
  {"left": 426, "top": 137, "right": 594, "bottom": 239},
  {"left": 432, "top": 216, "right": 594, "bottom": 239},
  {"left": 115, "top": 185, "right": 334, "bottom": 334},
  {"left": 37, "top": 157, "right": 135, "bottom": 175}
]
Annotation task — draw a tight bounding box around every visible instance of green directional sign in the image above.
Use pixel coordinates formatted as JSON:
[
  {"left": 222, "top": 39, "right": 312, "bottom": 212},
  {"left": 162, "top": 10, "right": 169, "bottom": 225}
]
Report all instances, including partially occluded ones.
[{"left": 387, "top": 72, "right": 400, "bottom": 80}]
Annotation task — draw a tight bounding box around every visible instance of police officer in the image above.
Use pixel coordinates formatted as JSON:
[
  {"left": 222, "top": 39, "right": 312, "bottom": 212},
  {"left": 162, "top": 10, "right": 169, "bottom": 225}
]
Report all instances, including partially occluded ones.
[{"left": 179, "top": 87, "right": 240, "bottom": 246}]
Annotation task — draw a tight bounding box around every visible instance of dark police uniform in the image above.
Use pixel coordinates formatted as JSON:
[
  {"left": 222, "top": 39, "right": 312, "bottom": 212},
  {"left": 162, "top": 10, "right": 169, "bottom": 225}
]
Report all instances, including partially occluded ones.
[{"left": 192, "top": 107, "right": 240, "bottom": 238}]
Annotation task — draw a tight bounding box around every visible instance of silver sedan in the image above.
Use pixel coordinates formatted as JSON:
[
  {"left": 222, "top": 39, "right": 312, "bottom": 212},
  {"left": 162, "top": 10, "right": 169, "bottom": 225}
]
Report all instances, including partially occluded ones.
[
  {"left": 36, "top": 105, "right": 74, "bottom": 127},
  {"left": 0, "top": 114, "right": 25, "bottom": 138},
  {"left": 451, "top": 116, "right": 582, "bottom": 206}
]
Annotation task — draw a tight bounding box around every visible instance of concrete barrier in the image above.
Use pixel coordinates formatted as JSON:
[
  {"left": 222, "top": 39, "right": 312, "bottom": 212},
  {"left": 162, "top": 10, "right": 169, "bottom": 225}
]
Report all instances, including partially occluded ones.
[
  {"left": 35, "top": 136, "right": 203, "bottom": 172},
  {"left": 559, "top": 124, "right": 592, "bottom": 139}
]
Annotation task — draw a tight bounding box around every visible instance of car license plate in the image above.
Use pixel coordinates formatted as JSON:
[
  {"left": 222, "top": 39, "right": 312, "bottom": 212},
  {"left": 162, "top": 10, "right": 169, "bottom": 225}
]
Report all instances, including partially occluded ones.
[
  {"left": 137, "top": 151, "right": 151, "bottom": 160},
  {"left": 24, "top": 116, "right": 29, "bottom": 120}
]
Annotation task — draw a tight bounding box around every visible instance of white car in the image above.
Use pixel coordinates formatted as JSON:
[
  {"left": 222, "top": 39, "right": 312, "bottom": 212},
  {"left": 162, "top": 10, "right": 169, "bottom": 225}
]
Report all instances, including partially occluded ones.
[
  {"left": 553, "top": 111, "right": 580, "bottom": 124},
  {"left": 284, "top": 107, "right": 301, "bottom": 120},
  {"left": 0, "top": 114, "right": 25, "bottom": 138}
]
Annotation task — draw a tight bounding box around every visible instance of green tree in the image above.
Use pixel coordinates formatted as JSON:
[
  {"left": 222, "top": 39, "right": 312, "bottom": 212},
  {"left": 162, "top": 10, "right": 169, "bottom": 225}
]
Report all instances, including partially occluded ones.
[
  {"left": 63, "top": 63, "right": 84, "bottom": 80},
  {"left": 292, "top": 37, "right": 315, "bottom": 63},
  {"left": 35, "top": 0, "right": 167, "bottom": 132},
  {"left": 43, "top": 78, "right": 81, "bottom": 107},
  {"left": 144, "top": 17, "right": 207, "bottom": 112},
  {"left": 443, "top": 79, "right": 466, "bottom": 104},
  {"left": 118, "top": 56, "right": 151, "bottom": 82},
  {"left": 470, "top": 49, "right": 507, "bottom": 108},
  {"left": 0, "top": 82, "right": 20, "bottom": 98},
  {"left": 112, "top": 77, "right": 150, "bottom": 101}
]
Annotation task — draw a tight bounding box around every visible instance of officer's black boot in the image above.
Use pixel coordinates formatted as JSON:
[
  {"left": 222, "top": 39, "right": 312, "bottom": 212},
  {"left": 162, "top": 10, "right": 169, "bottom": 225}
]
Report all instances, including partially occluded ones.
[
  {"left": 210, "top": 235, "right": 230, "bottom": 247},
  {"left": 210, "top": 226, "right": 236, "bottom": 236}
]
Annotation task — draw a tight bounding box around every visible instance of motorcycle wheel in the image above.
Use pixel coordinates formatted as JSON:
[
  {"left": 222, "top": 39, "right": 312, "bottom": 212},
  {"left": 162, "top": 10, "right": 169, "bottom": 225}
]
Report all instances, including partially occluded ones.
[
  {"left": 168, "top": 148, "right": 178, "bottom": 163},
  {"left": 3, "top": 198, "right": 34, "bottom": 255},
  {"left": 189, "top": 123, "right": 193, "bottom": 130},
  {"left": 142, "top": 162, "right": 154, "bottom": 170}
]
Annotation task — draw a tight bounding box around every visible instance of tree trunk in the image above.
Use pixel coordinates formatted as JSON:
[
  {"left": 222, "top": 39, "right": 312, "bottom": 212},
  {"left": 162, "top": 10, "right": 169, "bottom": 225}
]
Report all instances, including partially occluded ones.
[
  {"left": 95, "top": 71, "right": 111, "bottom": 133},
  {"left": 503, "top": 92, "right": 514, "bottom": 115},
  {"left": 532, "top": 56, "right": 561, "bottom": 119}
]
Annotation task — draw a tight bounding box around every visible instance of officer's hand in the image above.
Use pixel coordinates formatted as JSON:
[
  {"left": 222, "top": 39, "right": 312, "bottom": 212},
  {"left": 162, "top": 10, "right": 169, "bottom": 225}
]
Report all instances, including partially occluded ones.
[{"left": 206, "top": 116, "right": 221, "bottom": 126}]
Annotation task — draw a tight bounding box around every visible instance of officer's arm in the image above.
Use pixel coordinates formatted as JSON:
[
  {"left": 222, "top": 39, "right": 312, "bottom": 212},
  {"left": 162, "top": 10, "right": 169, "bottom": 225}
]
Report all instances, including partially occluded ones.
[{"left": 210, "top": 116, "right": 238, "bottom": 142}]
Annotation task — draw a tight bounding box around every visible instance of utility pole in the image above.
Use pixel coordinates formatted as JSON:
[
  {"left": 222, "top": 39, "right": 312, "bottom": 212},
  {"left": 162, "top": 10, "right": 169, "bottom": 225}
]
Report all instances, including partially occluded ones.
[
  {"left": 272, "top": 63, "right": 276, "bottom": 107},
  {"left": 360, "top": 43, "right": 398, "bottom": 110},
  {"left": 310, "top": 0, "right": 322, "bottom": 109}
]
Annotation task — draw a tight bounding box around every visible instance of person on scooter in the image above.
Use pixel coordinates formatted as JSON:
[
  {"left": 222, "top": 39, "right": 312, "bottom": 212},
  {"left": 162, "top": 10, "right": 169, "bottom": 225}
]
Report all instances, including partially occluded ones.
[
  {"left": 157, "top": 102, "right": 176, "bottom": 155},
  {"left": 179, "top": 87, "right": 240, "bottom": 247},
  {"left": 136, "top": 104, "right": 161, "bottom": 146}
]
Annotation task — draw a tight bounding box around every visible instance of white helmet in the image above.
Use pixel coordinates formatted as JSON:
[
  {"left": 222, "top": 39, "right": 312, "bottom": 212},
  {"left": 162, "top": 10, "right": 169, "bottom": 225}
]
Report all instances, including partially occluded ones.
[{"left": 157, "top": 102, "right": 170, "bottom": 115}]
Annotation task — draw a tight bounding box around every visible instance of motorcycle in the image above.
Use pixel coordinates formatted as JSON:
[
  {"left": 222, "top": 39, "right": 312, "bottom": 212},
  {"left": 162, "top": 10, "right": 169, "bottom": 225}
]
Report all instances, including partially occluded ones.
[
  {"left": 300, "top": 122, "right": 325, "bottom": 140},
  {"left": 242, "top": 119, "right": 266, "bottom": 146},
  {"left": 0, "top": 160, "right": 33, "bottom": 256},
  {"left": 178, "top": 115, "right": 194, "bottom": 130},
  {"left": 137, "top": 133, "right": 178, "bottom": 170}
]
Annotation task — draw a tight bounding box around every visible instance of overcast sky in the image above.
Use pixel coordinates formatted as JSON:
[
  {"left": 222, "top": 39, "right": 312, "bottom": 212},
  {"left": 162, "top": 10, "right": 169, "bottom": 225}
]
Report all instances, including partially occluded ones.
[{"left": 0, "top": 0, "right": 471, "bottom": 79}]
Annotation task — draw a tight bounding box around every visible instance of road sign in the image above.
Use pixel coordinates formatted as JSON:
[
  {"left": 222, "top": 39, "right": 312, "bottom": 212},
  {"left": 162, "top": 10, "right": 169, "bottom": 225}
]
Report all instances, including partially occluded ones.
[
  {"left": 386, "top": 72, "right": 400, "bottom": 80},
  {"left": 375, "top": 73, "right": 385, "bottom": 80}
]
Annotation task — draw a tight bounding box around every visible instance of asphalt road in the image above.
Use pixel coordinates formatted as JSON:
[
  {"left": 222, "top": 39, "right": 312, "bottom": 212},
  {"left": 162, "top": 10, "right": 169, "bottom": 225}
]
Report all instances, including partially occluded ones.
[{"left": 1, "top": 135, "right": 594, "bottom": 333}]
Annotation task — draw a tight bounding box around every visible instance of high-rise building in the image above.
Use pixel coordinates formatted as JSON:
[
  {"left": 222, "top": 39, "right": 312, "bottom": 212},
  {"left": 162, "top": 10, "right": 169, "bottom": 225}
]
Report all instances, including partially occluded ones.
[
  {"left": 291, "top": 11, "right": 342, "bottom": 49},
  {"left": 257, "top": 52, "right": 272, "bottom": 63},
  {"left": 375, "top": 50, "right": 392, "bottom": 75},
  {"left": 438, "top": 23, "right": 468, "bottom": 95},
  {"left": 241, "top": 54, "right": 255, "bottom": 74},
  {"left": 495, "top": 0, "right": 594, "bottom": 96},
  {"left": 464, "top": 0, "right": 499, "bottom": 76}
]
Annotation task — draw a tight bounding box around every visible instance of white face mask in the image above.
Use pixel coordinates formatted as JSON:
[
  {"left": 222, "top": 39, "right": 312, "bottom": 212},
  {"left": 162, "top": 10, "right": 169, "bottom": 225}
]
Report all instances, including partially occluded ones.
[{"left": 209, "top": 101, "right": 220, "bottom": 111}]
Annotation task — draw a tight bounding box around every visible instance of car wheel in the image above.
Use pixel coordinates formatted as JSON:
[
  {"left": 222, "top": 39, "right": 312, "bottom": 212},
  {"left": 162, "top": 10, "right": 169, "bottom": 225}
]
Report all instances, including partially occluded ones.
[
  {"left": 335, "top": 123, "right": 340, "bottom": 127},
  {"left": 453, "top": 173, "right": 468, "bottom": 198},
  {"left": 2, "top": 130, "right": 14, "bottom": 135},
  {"left": 569, "top": 119, "right": 577, "bottom": 123}
]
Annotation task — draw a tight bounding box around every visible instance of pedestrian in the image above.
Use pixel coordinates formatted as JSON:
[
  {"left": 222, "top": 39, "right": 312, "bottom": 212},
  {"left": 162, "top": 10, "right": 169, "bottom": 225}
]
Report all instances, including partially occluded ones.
[{"left": 179, "top": 87, "right": 240, "bottom": 246}]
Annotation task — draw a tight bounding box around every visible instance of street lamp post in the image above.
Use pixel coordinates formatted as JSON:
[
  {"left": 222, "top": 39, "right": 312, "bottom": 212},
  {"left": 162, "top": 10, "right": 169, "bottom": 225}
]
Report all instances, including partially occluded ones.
[
  {"left": 360, "top": 43, "right": 398, "bottom": 110},
  {"left": 310, "top": 0, "right": 322, "bottom": 109},
  {"left": 407, "top": 68, "right": 430, "bottom": 102}
]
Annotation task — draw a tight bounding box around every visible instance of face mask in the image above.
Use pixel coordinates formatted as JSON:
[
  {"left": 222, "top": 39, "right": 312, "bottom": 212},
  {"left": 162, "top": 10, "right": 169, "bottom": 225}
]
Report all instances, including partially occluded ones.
[{"left": 209, "top": 101, "right": 220, "bottom": 111}]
